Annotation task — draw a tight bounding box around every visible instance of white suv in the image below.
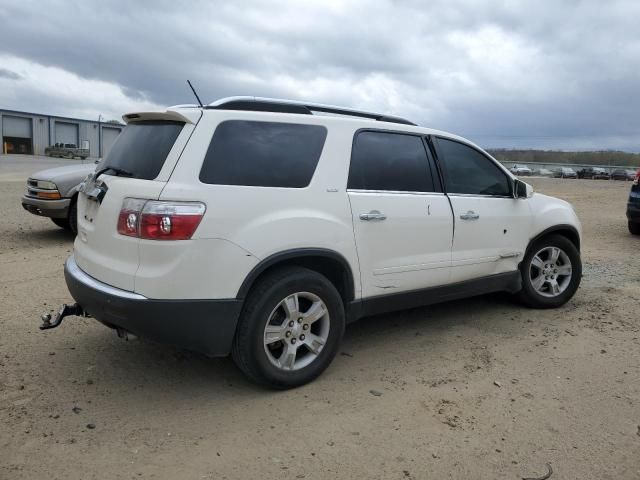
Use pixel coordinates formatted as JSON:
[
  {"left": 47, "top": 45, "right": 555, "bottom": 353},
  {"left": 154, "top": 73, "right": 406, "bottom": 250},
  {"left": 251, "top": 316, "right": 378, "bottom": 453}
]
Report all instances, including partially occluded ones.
[{"left": 47, "top": 97, "right": 582, "bottom": 388}]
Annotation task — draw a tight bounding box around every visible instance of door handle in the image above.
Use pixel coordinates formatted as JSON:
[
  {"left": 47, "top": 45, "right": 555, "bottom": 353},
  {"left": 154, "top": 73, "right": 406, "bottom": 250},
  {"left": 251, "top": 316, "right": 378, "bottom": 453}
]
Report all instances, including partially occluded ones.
[
  {"left": 359, "top": 210, "right": 387, "bottom": 221},
  {"left": 460, "top": 210, "right": 480, "bottom": 220}
]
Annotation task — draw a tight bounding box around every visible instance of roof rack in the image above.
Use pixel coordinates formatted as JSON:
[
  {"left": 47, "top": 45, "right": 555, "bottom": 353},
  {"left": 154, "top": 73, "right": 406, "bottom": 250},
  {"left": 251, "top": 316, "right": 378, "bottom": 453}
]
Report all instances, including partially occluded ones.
[{"left": 206, "top": 96, "right": 417, "bottom": 126}]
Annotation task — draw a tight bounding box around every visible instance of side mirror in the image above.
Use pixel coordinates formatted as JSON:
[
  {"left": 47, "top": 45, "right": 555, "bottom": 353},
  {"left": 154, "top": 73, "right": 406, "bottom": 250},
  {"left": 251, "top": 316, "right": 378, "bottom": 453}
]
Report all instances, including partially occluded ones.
[{"left": 515, "top": 180, "right": 533, "bottom": 199}]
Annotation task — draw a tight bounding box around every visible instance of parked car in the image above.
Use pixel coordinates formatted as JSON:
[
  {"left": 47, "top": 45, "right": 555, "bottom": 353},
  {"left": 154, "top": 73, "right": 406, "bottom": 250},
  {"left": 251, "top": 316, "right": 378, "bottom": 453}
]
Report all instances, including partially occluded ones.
[
  {"left": 611, "top": 168, "right": 637, "bottom": 181},
  {"left": 553, "top": 167, "right": 577, "bottom": 179},
  {"left": 21, "top": 163, "right": 96, "bottom": 234},
  {"left": 577, "top": 167, "right": 609, "bottom": 179},
  {"left": 534, "top": 168, "right": 553, "bottom": 177},
  {"left": 627, "top": 169, "right": 640, "bottom": 235},
  {"left": 45, "top": 143, "right": 90, "bottom": 160},
  {"left": 510, "top": 164, "right": 532, "bottom": 176},
  {"left": 43, "top": 97, "right": 583, "bottom": 388}
]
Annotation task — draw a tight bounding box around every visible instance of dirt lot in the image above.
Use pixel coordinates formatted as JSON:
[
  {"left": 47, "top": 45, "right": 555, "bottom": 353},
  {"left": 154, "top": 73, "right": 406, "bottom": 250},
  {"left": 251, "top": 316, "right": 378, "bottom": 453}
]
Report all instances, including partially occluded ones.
[{"left": 1, "top": 166, "right": 639, "bottom": 479}]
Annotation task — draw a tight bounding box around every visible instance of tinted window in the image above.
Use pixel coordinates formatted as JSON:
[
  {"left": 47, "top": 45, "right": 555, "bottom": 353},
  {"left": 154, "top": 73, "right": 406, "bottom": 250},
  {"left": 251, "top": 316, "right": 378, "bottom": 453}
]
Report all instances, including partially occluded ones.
[
  {"left": 436, "top": 138, "right": 511, "bottom": 196},
  {"left": 200, "top": 121, "right": 327, "bottom": 188},
  {"left": 102, "top": 121, "right": 184, "bottom": 180},
  {"left": 348, "top": 131, "right": 435, "bottom": 192}
]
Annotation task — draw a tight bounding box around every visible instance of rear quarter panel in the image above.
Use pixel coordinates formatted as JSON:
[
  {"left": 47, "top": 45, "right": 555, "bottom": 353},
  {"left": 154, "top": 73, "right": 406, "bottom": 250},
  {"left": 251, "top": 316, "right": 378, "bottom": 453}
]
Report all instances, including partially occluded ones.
[{"left": 153, "top": 111, "right": 362, "bottom": 300}]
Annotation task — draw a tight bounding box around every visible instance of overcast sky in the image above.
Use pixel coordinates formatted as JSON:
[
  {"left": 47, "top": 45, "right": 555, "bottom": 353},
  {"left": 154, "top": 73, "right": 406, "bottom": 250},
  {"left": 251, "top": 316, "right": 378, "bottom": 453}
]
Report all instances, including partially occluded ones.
[{"left": 1, "top": 0, "right": 639, "bottom": 151}]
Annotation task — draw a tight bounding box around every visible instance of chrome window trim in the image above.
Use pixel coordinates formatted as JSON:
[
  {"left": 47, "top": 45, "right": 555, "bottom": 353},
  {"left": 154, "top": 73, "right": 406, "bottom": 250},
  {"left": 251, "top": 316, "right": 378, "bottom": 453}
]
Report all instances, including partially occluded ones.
[
  {"left": 446, "top": 193, "right": 514, "bottom": 199},
  {"left": 346, "top": 189, "right": 445, "bottom": 196}
]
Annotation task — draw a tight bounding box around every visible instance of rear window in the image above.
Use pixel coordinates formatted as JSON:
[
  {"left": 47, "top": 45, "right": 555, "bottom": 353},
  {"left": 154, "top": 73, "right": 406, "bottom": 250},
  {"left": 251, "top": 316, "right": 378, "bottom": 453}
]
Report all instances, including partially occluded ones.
[
  {"left": 199, "top": 121, "right": 327, "bottom": 188},
  {"left": 348, "top": 131, "right": 436, "bottom": 192},
  {"left": 101, "top": 120, "right": 184, "bottom": 180}
]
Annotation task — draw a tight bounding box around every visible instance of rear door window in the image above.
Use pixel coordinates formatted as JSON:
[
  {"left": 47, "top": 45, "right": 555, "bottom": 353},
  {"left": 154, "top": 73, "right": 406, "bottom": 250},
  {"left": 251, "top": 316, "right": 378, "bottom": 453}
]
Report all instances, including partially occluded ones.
[
  {"left": 199, "top": 121, "right": 327, "bottom": 188},
  {"left": 101, "top": 121, "right": 184, "bottom": 180},
  {"left": 348, "top": 130, "right": 437, "bottom": 192}
]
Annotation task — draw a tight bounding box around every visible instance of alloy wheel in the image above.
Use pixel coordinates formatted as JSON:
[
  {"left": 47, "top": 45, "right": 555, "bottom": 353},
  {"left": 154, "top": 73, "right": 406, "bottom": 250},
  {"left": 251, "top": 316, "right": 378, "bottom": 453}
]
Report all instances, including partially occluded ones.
[
  {"left": 263, "top": 292, "right": 330, "bottom": 371},
  {"left": 529, "top": 246, "right": 573, "bottom": 297}
]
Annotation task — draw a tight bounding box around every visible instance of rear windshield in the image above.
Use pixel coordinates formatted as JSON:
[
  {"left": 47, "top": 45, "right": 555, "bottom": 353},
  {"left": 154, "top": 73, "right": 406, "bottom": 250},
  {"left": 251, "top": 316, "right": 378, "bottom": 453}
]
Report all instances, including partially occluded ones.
[{"left": 101, "top": 120, "right": 184, "bottom": 180}]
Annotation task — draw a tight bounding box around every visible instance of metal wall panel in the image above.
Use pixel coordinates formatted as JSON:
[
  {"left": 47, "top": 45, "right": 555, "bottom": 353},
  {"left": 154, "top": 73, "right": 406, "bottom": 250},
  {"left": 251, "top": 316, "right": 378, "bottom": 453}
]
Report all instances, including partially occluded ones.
[
  {"left": 101, "top": 126, "right": 122, "bottom": 158},
  {"left": 32, "top": 116, "right": 49, "bottom": 155},
  {"left": 3, "top": 115, "right": 32, "bottom": 138},
  {"left": 83, "top": 123, "right": 100, "bottom": 157},
  {"left": 55, "top": 121, "right": 79, "bottom": 145}
]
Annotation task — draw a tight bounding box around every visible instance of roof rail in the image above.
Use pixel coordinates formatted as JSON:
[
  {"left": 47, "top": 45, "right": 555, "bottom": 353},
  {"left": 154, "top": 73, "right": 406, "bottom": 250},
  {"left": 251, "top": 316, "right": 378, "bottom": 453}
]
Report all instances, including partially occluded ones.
[{"left": 206, "top": 96, "right": 417, "bottom": 126}]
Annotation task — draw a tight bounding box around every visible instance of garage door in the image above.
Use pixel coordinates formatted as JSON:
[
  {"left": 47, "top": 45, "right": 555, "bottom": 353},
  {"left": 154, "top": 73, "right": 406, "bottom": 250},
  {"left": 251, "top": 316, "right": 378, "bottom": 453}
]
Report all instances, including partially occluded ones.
[
  {"left": 101, "top": 126, "right": 122, "bottom": 158},
  {"left": 55, "top": 121, "right": 79, "bottom": 146},
  {"left": 3, "top": 115, "right": 32, "bottom": 138}
]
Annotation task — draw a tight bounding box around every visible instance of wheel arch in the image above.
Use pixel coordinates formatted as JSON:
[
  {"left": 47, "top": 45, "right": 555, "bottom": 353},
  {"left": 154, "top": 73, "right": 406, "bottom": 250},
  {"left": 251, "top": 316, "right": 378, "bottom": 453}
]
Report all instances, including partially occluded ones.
[
  {"left": 527, "top": 224, "right": 581, "bottom": 253},
  {"left": 237, "top": 249, "right": 356, "bottom": 304}
]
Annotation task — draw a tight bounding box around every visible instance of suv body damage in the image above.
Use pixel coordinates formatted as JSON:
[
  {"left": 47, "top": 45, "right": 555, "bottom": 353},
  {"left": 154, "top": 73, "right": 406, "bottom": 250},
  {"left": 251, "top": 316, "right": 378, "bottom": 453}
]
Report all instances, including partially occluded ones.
[{"left": 57, "top": 100, "right": 582, "bottom": 366}]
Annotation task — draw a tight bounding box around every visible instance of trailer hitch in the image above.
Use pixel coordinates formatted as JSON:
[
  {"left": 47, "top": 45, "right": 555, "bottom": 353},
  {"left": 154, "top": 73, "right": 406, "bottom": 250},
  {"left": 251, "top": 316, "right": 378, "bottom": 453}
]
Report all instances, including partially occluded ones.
[{"left": 40, "top": 303, "right": 88, "bottom": 330}]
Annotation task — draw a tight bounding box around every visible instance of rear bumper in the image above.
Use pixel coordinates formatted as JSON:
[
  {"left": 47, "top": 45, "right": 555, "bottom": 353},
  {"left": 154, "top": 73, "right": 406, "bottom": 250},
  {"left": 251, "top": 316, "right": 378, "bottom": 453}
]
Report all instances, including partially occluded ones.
[
  {"left": 21, "top": 195, "right": 70, "bottom": 219},
  {"left": 64, "top": 256, "right": 243, "bottom": 357}
]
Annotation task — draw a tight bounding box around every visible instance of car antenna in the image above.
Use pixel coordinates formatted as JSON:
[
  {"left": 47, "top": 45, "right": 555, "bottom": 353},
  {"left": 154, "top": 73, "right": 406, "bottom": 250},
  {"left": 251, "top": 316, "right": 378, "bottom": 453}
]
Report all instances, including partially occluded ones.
[{"left": 187, "top": 80, "right": 204, "bottom": 108}]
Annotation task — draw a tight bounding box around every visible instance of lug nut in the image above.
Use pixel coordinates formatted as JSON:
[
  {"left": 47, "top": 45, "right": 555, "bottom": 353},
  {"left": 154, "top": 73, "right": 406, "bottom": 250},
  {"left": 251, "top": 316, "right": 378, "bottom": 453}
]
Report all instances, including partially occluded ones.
[
  {"left": 291, "top": 338, "right": 297, "bottom": 344},
  {"left": 298, "top": 317, "right": 303, "bottom": 323},
  {"left": 285, "top": 331, "right": 291, "bottom": 337},
  {"left": 302, "top": 324, "right": 309, "bottom": 330},
  {"left": 288, "top": 321, "right": 294, "bottom": 327},
  {"left": 300, "top": 334, "right": 305, "bottom": 341}
]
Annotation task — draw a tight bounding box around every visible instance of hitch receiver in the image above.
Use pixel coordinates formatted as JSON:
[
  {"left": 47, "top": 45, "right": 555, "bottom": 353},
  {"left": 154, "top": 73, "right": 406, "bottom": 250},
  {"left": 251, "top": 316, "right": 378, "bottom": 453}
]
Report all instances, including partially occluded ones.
[{"left": 40, "top": 303, "right": 87, "bottom": 330}]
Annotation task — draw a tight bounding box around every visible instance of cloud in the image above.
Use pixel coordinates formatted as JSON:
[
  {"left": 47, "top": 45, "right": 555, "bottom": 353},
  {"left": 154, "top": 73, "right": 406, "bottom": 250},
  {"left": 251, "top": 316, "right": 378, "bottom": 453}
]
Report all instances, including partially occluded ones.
[
  {"left": 0, "top": 55, "right": 161, "bottom": 121},
  {"left": 0, "top": 68, "right": 22, "bottom": 80},
  {"left": 0, "top": 0, "right": 639, "bottom": 150}
]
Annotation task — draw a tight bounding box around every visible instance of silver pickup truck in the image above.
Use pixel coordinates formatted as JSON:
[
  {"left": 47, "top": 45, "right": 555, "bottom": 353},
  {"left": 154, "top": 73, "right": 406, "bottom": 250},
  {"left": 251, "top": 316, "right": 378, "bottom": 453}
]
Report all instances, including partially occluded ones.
[{"left": 21, "top": 163, "right": 96, "bottom": 234}]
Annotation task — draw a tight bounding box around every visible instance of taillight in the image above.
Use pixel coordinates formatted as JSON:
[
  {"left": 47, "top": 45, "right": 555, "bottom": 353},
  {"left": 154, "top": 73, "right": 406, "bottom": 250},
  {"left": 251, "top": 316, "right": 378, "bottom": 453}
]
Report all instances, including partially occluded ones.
[
  {"left": 117, "top": 198, "right": 205, "bottom": 240},
  {"left": 117, "top": 198, "right": 146, "bottom": 237},
  {"left": 634, "top": 169, "right": 640, "bottom": 186}
]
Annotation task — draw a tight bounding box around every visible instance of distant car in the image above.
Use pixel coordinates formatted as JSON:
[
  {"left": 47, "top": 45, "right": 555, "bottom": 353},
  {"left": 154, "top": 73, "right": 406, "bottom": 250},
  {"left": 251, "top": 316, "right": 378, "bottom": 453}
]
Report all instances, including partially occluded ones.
[
  {"left": 45, "top": 143, "right": 90, "bottom": 160},
  {"left": 611, "top": 168, "right": 637, "bottom": 181},
  {"left": 577, "top": 167, "right": 609, "bottom": 179},
  {"left": 21, "top": 163, "right": 96, "bottom": 234},
  {"left": 553, "top": 167, "right": 577, "bottom": 179},
  {"left": 534, "top": 168, "right": 553, "bottom": 177},
  {"left": 628, "top": 169, "right": 640, "bottom": 235},
  {"left": 510, "top": 164, "right": 532, "bottom": 176}
]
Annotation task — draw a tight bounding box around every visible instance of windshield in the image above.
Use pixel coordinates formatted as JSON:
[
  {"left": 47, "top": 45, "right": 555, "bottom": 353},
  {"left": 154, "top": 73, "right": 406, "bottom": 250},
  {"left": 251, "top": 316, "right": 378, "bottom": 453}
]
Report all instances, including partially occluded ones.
[{"left": 101, "top": 120, "right": 184, "bottom": 180}]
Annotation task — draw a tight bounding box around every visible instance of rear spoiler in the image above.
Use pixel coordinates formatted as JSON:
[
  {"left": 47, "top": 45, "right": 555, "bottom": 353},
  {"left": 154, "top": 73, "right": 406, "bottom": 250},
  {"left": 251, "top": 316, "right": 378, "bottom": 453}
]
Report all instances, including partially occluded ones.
[{"left": 122, "top": 109, "right": 201, "bottom": 125}]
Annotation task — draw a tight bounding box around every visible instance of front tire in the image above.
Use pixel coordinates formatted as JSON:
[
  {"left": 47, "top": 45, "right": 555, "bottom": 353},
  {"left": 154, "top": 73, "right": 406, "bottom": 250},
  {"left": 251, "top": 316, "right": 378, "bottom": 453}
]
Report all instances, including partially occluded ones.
[
  {"left": 232, "top": 267, "right": 345, "bottom": 389},
  {"left": 518, "top": 234, "right": 581, "bottom": 308},
  {"left": 629, "top": 221, "right": 640, "bottom": 235},
  {"left": 51, "top": 217, "right": 71, "bottom": 230}
]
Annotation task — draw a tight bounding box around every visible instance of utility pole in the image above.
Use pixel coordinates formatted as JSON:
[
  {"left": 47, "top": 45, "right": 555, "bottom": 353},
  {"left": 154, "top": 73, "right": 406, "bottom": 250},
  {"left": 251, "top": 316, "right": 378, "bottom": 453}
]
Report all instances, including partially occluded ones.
[{"left": 98, "top": 114, "right": 103, "bottom": 158}]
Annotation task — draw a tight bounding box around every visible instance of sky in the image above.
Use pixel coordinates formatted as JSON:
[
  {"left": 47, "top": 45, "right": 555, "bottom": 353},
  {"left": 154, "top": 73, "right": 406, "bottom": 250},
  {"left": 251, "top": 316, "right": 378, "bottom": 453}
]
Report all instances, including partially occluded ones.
[{"left": 0, "top": 0, "right": 639, "bottom": 151}]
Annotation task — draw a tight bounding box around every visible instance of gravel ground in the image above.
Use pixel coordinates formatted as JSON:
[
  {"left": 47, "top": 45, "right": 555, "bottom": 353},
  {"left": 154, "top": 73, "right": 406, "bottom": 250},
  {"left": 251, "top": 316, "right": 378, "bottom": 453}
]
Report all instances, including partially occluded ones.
[{"left": 1, "top": 165, "right": 639, "bottom": 479}]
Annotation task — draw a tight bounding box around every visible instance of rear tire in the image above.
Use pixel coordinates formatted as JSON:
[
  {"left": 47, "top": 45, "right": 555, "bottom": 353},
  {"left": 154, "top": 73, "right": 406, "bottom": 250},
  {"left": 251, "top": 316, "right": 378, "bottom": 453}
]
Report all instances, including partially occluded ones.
[
  {"left": 518, "top": 234, "right": 581, "bottom": 308},
  {"left": 232, "top": 267, "right": 345, "bottom": 389},
  {"left": 629, "top": 221, "right": 640, "bottom": 235}
]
